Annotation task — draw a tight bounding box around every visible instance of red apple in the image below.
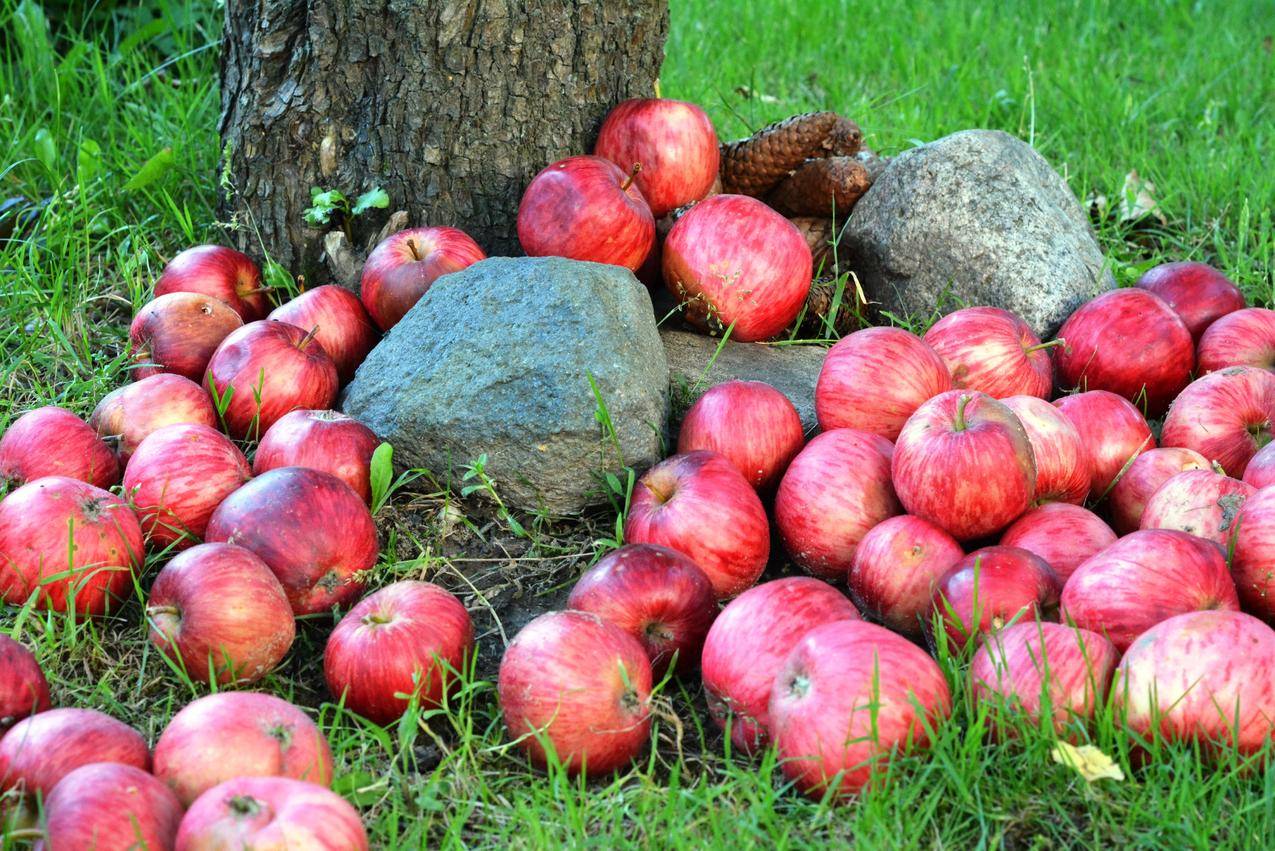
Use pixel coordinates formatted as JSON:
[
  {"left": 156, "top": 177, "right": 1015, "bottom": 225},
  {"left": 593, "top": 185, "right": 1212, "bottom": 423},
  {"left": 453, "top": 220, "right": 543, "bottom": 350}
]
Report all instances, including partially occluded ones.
[
  {"left": 1228, "top": 487, "right": 1275, "bottom": 623},
  {"left": 360, "top": 227, "right": 486, "bottom": 331},
  {"left": 324, "top": 580, "right": 474, "bottom": 724},
  {"left": 1244, "top": 442, "right": 1275, "bottom": 489},
  {"left": 1001, "top": 395, "right": 1089, "bottom": 505},
  {"left": 1054, "top": 390, "right": 1155, "bottom": 499},
  {"left": 123, "top": 423, "right": 252, "bottom": 549},
  {"left": 1060, "top": 529, "right": 1239, "bottom": 651},
  {"left": 154, "top": 244, "right": 268, "bottom": 321},
  {"left": 932, "top": 546, "right": 1060, "bottom": 650},
  {"left": 517, "top": 156, "right": 654, "bottom": 272},
  {"left": 1115, "top": 610, "right": 1275, "bottom": 757},
  {"left": 498, "top": 610, "right": 652, "bottom": 777},
  {"left": 892, "top": 390, "right": 1036, "bottom": 541},
  {"left": 768, "top": 619, "right": 952, "bottom": 799},
  {"left": 129, "top": 291, "right": 244, "bottom": 382},
  {"left": 999, "top": 503, "right": 1117, "bottom": 583},
  {"left": 969, "top": 621, "right": 1119, "bottom": 739},
  {"left": 1196, "top": 307, "right": 1275, "bottom": 374},
  {"left": 774, "top": 429, "right": 900, "bottom": 580},
  {"left": 146, "top": 543, "right": 295, "bottom": 685},
  {"left": 205, "top": 320, "right": 338, "bottom": 440},
  {"left": 154, "top": 692, "right": 333, "bottom": 806},
  {"left": 623, "top": 451, "right": 769, "bottom": 599},
  {"left": 1140, "top": 468, "right": 1254, "bottom": 548},
  {"left": 42, "top": 762, "right": 183, "bottom": 851},
  {"left": 677, "top": 380, "right": 804, "bottom": 491},
  {"left": 268, "top": 285, "right": 379, "bottom": 384},
  {"left": 662, "top": 194, "right": 812, "bottom": 342},
  {"left": 175, "top": 776, "right": 367, "bottom": 850},
  {"left": 0, "top": 635, "right": 49, "bottom": 732},
  {"left": 1053, "top": 288, "right": 1194, "bottom": 415},
  {"left": 815, "top": 326, "right": 954, "bottom": 440},
  {"left": 0, "top": 708, "right": 149, "bottom": 799},
  {"left": 90, "top": 373, "right": 218, "bottom": 464},
  {"left": 1136, "top": 260, "right": 1245, "bottom": 341},
  {"left": 1161, "top": 366, "right": 1275, "bottom": 478},
  {"left": 1108, "top": 447, "right": 1210, "bottom": 535},
  {"left": 0, "top": 477, "right": 143, "bottom": 616},
  {"left": 594, "top": 98, "right": 720, "bottom": 218},
  {"left": 700, "top": 577, "right": 860, "bottom": 754},
  {"left": 252, "top": 409, "right": 380, "bottom": 504},
  {"left": 848, "top": 515, "right": 964, "bottom": 637},
  {"left": 0, "top": 406, "right": 119, "bottom": 490},
  {"left": 205, "top": 467, "right": 378, "bottom": 615},
  {"left": 923, "top": 306, "right": 1053, "bottom": 398}
]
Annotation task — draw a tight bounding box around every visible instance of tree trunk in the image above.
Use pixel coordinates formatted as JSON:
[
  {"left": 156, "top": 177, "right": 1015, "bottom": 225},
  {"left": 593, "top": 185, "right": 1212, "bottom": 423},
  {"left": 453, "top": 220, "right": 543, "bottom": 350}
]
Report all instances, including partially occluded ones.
[{"left": 218, "top": 0, "right": 669, "bottom": 280}]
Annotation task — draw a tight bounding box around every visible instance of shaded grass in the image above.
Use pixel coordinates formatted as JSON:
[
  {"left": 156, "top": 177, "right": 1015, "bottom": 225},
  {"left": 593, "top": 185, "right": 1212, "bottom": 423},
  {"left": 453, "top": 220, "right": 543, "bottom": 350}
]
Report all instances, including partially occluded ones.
[{"left": 2, "top": 0, "right": 1275, "bottom": 848}]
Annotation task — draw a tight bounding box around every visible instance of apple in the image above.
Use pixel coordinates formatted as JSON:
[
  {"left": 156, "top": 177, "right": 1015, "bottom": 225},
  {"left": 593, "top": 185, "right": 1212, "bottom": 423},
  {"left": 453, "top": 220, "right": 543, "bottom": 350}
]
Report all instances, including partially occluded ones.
[
  {"left": 1228, "top": 487, "right": 1275, "bottom": 623},
  {"left": 252, "top": 409, "right": 380, "bottom": 504},
  {"left": 623, "top": 451, "right": 769, "bottom": 599},
  {"left": 999, "top": 503, "right": 1116, "bottom": 584},
  {"left": 42, "top": 762, "right": 183, "bottom": 851},
  {"left": 268, "top": 285, "right": 379, "bottom": 383},
  {"left": 0, "top": 708, "right": 150, "bottom": 799},
  {"left": 662, "top": 194, "right": 812, "bottom": 342},
  {"left": 768, "top": 619, "right": 952, "bottom": 799},
  {"left": 0, "top": 635, "right": 49, "bottom": 732},
  {"left": 129, "top": 291, "right": 244, "bottom": 382},
  {"left": 325, "top": 580, "right": 474, "bottom": 724},
  {"left": 815, "top": 327, "right": 955, "bottom": 440},
  {"left": 1054, "top": 390, "right": 1155, "bottom": 498},
  {"left": 1060, "top": 529, "right": 1239, "bottom": 651},
  {"left": 175, "top": 776, "right": 368, "bottom": 850},
  {"left": 922, "top": 306, "right": 1053, "bottom": 399},
  {"left": 932, "top": 546, "right": 1060, "bottom": 650},
  {"left": 1244, "top": 442, "right": 1275, "bottom": 489},
  {"left": 360, "top": 226, "right": 486, "bottom": 331},
  {"left": 146, "top": 543, "right": 295, "bottom": 685},
  {"left": 1052, "top": 288, "right": 1194, "bottom": 415},
  {"left": 90, "top": 373, "right": 218, "bottom": 464},
  {"left": 0, "top": 477, "right": 143, "bottom": 616},
  {"left": 204, "top": 320, "right": 338, "bottom": 440},
  {"left": 892, "top": 390, "right": 1036, "bottom": 541},
  {"left": 498, "top": 610, "right": 652, "bottom": 777},
  {"left": 1108, "top": 447, "right": 1210, "bottom": 534},
  {"left": 154, "top": 691, "right": 333, "bottom": 806},
  {"left": 566, "top": 544, "right": 716, "bottom": 678},
  {"left": 1136, "top": 260, "right": 1245, "bottom": 341},
  {"left": 969, "top": 621, "right": 1119, "bottom": 739},
  {"left": 517, "top": 156, "right": 654, "bottom": 272},
  {"left": 774, "top": 429, "right": 900, "bottom": 580},
  {"left": 677, "top": 380, "right": 805, "bottom": 492},
  {"left": 594, "top": 97, "right": 720, "bottom": 218},
  {"left": 1161, "top": 366, "right": 1275, "bottom": 478},
  {"left": 205, "top": 467, "right": 378, "bottom": 615},
  {"left": 154, "top": 244, "right": 268, "bottom": 321},
  {"left": 1115, "top": 610, "right": 1275, "bottom": 757},
  {"left": 700, "top": 577, "right": 860, "bottom": 754},
  {"left": 123, "top": 423, "right": 252, "bottom": 549},
  {"left": 0, "top": 406, "right": 119, "bottom": 490},
  {"left": 848, "top": 515, "right": 963, "bottom": 637},
  {"left": 1001, "top": 395, "right": 1090, "bottom": 505},
  {"left": 1196, "top": 307, "right": 1275, "bottom": 374},
  {"left": 1139, "top": 468, "right": 1254, "bottom": 548}
]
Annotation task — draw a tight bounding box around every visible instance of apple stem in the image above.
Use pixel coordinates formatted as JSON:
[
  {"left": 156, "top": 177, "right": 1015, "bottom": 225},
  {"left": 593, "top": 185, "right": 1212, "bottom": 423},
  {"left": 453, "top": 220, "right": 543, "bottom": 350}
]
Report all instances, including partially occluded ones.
[
  {"left": 654, "top": 78, "right": 662, "bottom": 99},
  {"left": 621, "top": 163, "right": 642, "bottom": 192},
  {"left": 147, "top": 604, "right": 180, "bottom": 618},
  {"left": 1023, "top": 339, "right": 1065, "bottom": 354},
  {"left": 406, "top": 238, "right": 424, "bottom": 262},
  {"left": 954, "top": 394, "right": 972, "bottom": 432},
  {"left": 298, "top": 325, "right": 321, "bottom": 351}
]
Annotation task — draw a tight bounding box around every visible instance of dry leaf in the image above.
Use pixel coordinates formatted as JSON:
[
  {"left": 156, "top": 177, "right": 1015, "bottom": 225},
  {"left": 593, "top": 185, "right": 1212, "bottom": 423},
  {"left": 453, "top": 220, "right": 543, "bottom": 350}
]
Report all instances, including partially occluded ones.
[
  {"left": 1118, "top": 169, "right": 1166, "bottom": 226},
  {"left": 1051, "top": 741, "right": 1125, "bottom": 783}
]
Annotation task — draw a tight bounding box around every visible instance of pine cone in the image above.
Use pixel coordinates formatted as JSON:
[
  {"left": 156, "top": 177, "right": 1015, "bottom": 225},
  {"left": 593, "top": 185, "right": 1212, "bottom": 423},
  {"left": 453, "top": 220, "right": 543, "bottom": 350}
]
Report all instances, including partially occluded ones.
[
  {"left": 766, "top": 156, "right": 874, "bottom": 218},
  {"left": 796, "top": 276, "right": 862, "bottom": 338},
  {"left": 788, "top": 216, "right": 836, "bottom": 272},
  {"left": 720, "top": 112, "right": 863, "bottom": 197}
]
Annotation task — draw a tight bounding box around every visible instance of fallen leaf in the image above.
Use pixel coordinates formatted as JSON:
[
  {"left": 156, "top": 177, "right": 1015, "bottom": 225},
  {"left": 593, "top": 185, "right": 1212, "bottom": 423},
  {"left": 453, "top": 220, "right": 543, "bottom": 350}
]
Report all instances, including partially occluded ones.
[
  {"left": 1118, "top": 169, "right": 1166, "bottom": 226},
  {"left": 1051, "top": 741, "right": 1125, "bottom": 783}
]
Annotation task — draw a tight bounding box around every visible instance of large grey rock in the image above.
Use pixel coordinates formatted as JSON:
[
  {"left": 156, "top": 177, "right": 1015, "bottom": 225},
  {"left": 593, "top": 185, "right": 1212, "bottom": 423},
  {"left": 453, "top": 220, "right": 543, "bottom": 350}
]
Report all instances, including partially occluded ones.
[
  {"left": 662, "top": 330, "right": 825, "bottom": 432},
  {"left": 343, "top": 257, "right": 668, "bottom": 514},
  {"left": 844, "top": 129, "right": 1114, "bottom": 337}
]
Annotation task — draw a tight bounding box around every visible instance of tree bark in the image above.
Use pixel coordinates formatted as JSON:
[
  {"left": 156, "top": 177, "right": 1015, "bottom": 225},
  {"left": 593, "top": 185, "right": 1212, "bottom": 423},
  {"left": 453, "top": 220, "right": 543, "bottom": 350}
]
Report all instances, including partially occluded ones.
[{"left": 218, "top": 0, "right": 669, "bottom": 280}]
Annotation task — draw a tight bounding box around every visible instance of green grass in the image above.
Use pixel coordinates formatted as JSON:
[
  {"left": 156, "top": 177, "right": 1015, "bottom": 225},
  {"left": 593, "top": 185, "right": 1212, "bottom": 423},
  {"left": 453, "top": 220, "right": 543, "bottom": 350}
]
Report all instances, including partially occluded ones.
[{"left": 2, "top": 0, "right": 1274, "bottom": 847}]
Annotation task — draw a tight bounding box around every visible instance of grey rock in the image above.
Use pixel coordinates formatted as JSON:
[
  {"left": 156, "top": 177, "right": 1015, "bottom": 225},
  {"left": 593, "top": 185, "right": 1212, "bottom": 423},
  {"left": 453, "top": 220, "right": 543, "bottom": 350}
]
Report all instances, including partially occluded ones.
[
  {"left": 662, "top": 329, "right": 825, "bottom": 432},
  {"left": 844, "top": 129, "right": 1114, "bottom": 338},
  {"left": 343, "top": 257, "right": 668, "bottom": 514}
]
